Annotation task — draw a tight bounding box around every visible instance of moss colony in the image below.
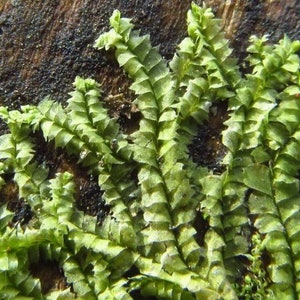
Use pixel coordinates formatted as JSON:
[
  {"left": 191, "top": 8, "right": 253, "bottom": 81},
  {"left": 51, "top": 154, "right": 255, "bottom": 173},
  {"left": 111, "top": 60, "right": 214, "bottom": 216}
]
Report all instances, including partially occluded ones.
[{"left": 0, "top": 3, "right": 300, "bottom": 299}]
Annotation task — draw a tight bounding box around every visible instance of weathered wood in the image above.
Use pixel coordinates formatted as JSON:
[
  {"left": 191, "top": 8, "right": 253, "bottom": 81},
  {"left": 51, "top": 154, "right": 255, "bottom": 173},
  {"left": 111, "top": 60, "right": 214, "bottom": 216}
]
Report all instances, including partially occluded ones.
[
  {"left": 0, "top": 0, "right": 300, "bottom": 109},
  {"left": 207, "top": 0, "right": 300, "bottom": 59}
]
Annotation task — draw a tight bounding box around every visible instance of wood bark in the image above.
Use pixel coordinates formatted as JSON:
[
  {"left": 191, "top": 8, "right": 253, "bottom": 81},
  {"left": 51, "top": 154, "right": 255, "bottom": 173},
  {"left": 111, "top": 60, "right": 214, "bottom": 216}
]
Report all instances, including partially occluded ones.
[{"left": 0, "top": 0, "right": 300, "bottom": 109}]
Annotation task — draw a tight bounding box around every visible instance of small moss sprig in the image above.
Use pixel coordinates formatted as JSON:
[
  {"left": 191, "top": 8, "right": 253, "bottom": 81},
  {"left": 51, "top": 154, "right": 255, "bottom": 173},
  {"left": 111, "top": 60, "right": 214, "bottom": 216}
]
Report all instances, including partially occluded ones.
[{"left": 234, "top": 233, "right": 273, "bottom": 299}]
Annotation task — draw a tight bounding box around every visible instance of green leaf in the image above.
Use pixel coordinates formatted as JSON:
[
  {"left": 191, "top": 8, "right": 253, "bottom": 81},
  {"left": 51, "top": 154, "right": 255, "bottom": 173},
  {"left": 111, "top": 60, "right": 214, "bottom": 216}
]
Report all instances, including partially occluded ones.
[{"left": 243, "top": 164, "right": 272, "bottom": 196}]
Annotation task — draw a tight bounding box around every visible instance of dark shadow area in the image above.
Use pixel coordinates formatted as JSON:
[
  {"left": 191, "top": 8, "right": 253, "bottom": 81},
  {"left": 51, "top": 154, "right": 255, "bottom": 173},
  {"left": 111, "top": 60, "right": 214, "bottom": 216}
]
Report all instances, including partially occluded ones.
[
  {"left": 30, "top": 260, "right": 69, "bottom": 294},
  {"left": 188, "top": 102, "right": 228, "bottom": 174}
]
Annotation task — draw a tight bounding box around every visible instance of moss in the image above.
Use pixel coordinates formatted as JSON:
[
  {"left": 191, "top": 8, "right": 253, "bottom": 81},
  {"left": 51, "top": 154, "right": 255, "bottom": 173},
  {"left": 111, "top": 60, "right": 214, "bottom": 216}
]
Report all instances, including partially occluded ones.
[{"left": 0, "top": 3, "right": 300, "bottom": 299}]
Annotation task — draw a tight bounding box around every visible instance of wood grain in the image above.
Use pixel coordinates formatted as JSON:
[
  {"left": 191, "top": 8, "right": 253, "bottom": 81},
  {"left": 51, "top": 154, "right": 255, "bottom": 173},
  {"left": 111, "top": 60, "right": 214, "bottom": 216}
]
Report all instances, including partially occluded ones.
[{"left": 0, "top": 0, "right": 299, "bottom": 109}]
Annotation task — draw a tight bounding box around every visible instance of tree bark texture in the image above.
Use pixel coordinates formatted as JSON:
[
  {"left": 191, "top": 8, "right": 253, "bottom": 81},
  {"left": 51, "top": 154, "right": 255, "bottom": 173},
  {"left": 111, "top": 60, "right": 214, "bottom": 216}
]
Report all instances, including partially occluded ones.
[{"left": 0, "top": 0, "right": 300, "bottom": 110}]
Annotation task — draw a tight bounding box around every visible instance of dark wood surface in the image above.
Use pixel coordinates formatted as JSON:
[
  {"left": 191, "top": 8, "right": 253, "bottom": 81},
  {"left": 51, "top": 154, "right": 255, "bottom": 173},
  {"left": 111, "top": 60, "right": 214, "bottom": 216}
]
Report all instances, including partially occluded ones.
[{"left": 1, "top": 0, "right": 300, "bottom": 109}]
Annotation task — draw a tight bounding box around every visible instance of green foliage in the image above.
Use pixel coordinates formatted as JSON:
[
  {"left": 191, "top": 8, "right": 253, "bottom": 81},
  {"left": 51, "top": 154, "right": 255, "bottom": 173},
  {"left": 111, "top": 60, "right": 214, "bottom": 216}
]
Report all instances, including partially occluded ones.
[{"left": 0, "top": 2, "right": 300, "bottom": 299}]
